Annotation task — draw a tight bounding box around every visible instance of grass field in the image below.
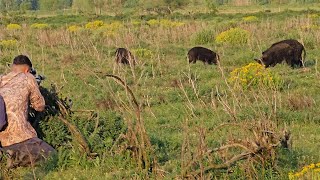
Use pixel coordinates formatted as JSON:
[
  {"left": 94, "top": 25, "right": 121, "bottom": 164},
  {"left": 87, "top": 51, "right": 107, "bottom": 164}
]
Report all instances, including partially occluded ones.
[{"left": 1, "top": 4, "right": 320, "bottom": 179}]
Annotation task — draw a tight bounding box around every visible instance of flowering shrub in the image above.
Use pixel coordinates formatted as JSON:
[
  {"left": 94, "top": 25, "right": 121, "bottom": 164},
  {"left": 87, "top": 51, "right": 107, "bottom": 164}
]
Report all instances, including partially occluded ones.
[
  {"left": 101, "top": 21, "right": 123, "bottom": 31},
  {"left": 31, "top": 23, "right": 49, "bottom": 29},
  {"left": 228, "top": 63, "right": 280, "bottom": 89},
  {"left": 215, "top": 27, "right": 249, "bottom": 45},
  {"left": 160, "top": 19, "right": 185, "bottom": 27},
  {"left": 301, "top": 25, "right": 320, "bottom": 31},
  {"left": 67, "top": 25, "right": 83, "bottom": 33},
  {"left": 146, "top": 19, "right": 184, "bottom": 28},
  {"left": 147, "top": 19, "right": 159, "bottom": 26},
  {"left": 308, "top": 14, "right": 319, "bottom": 19},
  {"left": 6, "top": 23, "right": 22, "bottom": 30},
  {"left": 0, "top": 40, "right": 18, "bottom": 49},
  {"left": 131, "top": 20, "right": 141, "bottom": 26},
  {"left": 288, "top": 163, "right": 320, "bottom": 179},
  {"left": 85, "top": 20, "right": 104, "bottom": 30},
  {"left": 90, "top": 22, "right": 123, "bottom": 38},
  {"left": 132, "top": 48, "right": 153, "bottom": 59},
  {"left": 242, "top": 16, "right": 259, "bottom": 22}
]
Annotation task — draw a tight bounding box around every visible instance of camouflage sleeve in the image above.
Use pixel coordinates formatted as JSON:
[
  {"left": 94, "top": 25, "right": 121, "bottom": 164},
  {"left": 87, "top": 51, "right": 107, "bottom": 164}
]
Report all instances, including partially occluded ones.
[{"left": 27, "top": 74, "right": 45, "bottom": 112}]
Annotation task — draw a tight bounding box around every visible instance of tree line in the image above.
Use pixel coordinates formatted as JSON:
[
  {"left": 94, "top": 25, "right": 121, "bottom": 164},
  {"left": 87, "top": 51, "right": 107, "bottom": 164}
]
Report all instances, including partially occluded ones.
[{"left": 0, "top": 0, "right": 317, "bottom": 14}]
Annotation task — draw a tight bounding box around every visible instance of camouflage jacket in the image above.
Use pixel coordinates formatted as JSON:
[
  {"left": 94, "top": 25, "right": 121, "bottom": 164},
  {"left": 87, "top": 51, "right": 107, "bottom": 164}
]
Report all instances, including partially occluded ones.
[{"left": 0, "top": 72, "right": 45, "bottom": 147}]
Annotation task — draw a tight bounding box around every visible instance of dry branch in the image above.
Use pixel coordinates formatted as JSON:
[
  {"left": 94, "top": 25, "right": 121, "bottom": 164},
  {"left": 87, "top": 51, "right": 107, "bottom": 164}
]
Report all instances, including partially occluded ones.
[
  {"left": 181, "top": 121, "right": 291, "bottom": 178},
  {"left": 188, "top": 152, "right": 252, "bottom": 178}
]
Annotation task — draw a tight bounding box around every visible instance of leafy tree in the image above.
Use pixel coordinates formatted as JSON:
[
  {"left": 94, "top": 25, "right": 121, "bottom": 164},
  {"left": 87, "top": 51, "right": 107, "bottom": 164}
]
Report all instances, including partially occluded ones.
[
  {"left": 164, "top": 0, "right": 190, "bottom": 11},
  {"left": 92, "top": 0, "right": 106, "bottom": 15},
  {"left": 204, "top": 0, "right": 218, "bottom": 12},
  {"left": 0, "top": 0, "right": 18, "bottom": 12},
  {"left": 30, "top": 0, "right": 39, "bottom": 10},
  {"left": 39, "top": 0, "right": 72, "bottom": 11},
  {"left": 72, "top": 0, "right": 94, "bottom": 14},
  {"left": 18, "top": 0, "right": 38, "bottom": 10},
  {"left": 104, "top": 0, "right": 127, "bottom": 15},
  {"left": 142, "top": 0, "right": 190, "bottom": 14},
  {"left": 20, "top": 1, "right": 32, "bottom": 11}
]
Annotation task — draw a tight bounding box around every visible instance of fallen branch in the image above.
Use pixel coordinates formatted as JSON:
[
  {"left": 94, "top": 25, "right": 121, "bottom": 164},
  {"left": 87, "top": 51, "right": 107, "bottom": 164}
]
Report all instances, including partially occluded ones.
[{"left": 187, "top": 152, "right": 253, "bottom": 178}]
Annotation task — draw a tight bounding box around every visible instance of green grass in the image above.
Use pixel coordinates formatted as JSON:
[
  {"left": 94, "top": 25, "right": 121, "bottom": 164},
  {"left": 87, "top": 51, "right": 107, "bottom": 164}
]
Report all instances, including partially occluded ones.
[{"left": 1, "top": 4, "right": 320, "bottom": 179}]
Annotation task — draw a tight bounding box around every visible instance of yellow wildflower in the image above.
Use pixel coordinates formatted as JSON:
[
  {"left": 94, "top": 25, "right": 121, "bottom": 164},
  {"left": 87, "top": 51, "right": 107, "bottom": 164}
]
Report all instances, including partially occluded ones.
[
  {"left": 6, "top": 23, "right": 22, "bottom": 30},
  {"left": 67, "top": 25, "right": 82, "bottom": 33},
  {"left": 308, "top": 164, "right": 316, "bottom": 169},
  {"left": 308, "top": 14, "right": 319, "bottom": 19},
  {"left": 242, "top": 16, "right": 258, "bottom": 22},
  {"left": 85, "top": 20, "right": 104, "bottom": 30},
  {"left": 0, "top": 39, "right": 18, "bottom": 49},
  {"left": 228, "top": 62, "right": 279, "bottom": 89},
  {"left": 290, "top": 162, "right": 320, "bottom": 179},
  {"left": 147, "top": 19, "right": 159, "bottom": 26},
  {"left": 131, "top": 20, "right": 141, "bottom": 26},
  {"left": 288, "top": 172, "right": 294, "bottom": 180},
  {"left": 30, "top": 23, "right": 49, "bottom": 29}
]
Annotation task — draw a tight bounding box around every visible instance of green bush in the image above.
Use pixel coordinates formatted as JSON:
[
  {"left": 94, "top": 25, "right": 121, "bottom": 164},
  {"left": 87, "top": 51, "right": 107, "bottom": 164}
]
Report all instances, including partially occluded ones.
[
  {"left": 132, "top": 48, "right": 154, "bottom": 59},
  {"left": 192, "top": 29, "right": 215, "bottom": 44},
  {"left": 35, "top": 86, "right": 126, "bottom": 154}
]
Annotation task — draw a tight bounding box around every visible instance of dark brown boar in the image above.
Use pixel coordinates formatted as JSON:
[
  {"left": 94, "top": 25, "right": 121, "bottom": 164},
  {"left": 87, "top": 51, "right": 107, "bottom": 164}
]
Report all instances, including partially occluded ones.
[
  {"left": 256, "top": 39, "right": 306, "bottom": 68},
  {"left": 115, "top": 48, "right": 136, "bottom": 65},
  {"left": 188, "top": 47, "right": 219, "bottom": 65}
]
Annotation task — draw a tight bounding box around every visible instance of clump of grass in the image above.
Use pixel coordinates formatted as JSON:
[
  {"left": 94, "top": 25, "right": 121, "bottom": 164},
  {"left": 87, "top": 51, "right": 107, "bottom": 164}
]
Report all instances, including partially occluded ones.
[
  {"left": 287, "top": 94, "right": 314, "bottom": 111},
  {"left": 215, "top": 27, "right": 249, "bottom": 45},
  {"left": 6, "top": 23, "right": 22, "bottom": 30},
  {"left": 132, "top": 48, "right": 153, "bottom": 59},
  {"left": 228, "top": 63, "right": 281, "bottom": 89},
  {"left": 192, "top": 29, "right": 215, "bottom": 44}
]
